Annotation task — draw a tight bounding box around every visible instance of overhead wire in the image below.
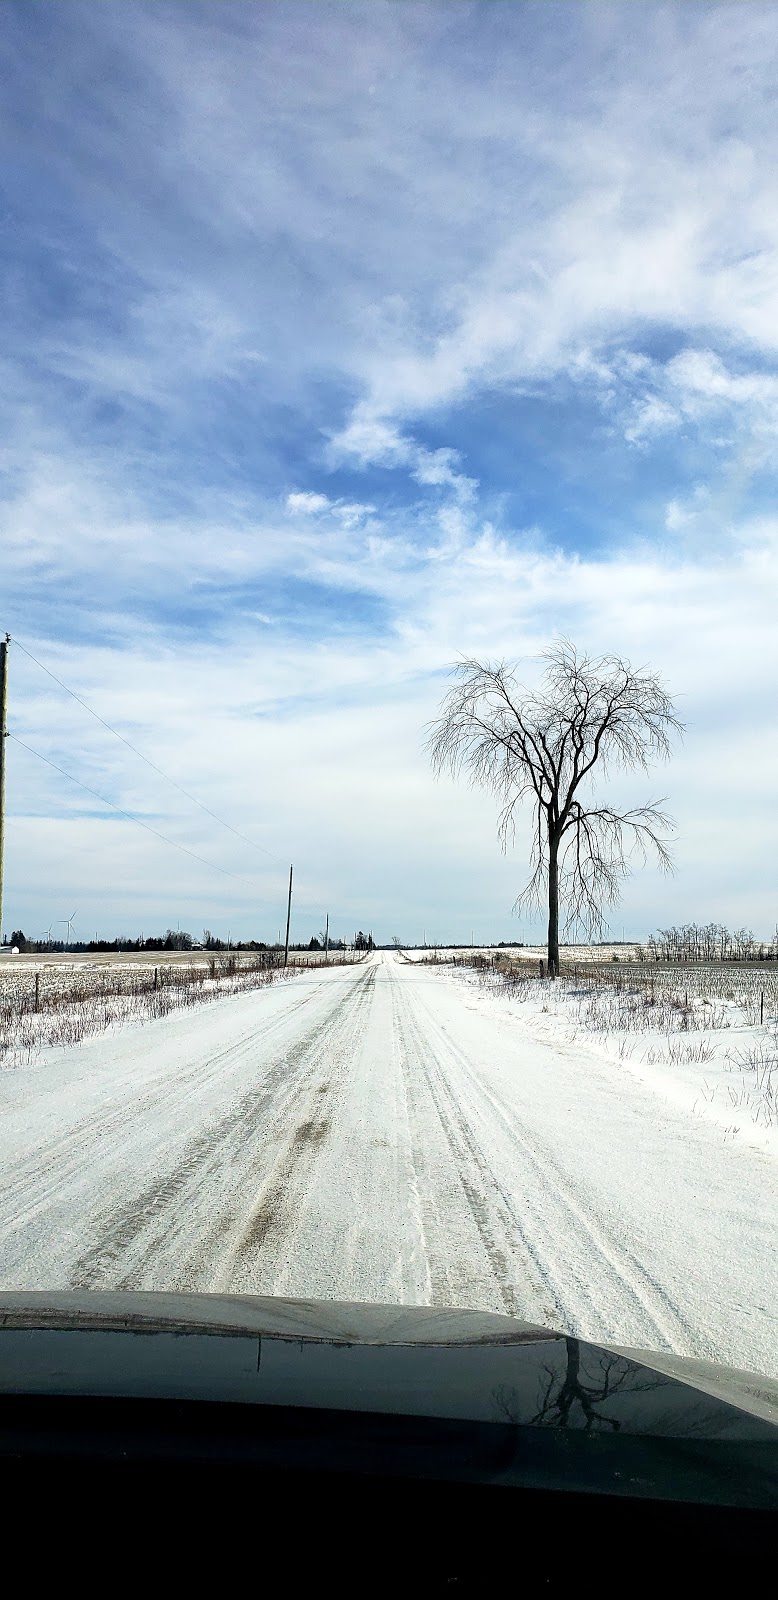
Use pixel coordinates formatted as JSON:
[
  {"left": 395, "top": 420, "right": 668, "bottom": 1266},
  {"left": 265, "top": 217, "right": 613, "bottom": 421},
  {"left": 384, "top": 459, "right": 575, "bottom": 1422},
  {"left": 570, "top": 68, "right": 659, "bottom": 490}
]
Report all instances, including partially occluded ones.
[
  {"left": 10, "top": 635, "right": 284, "bottom": 863},
  {"left": 8, "top": 734, "right": 255, "bottom": 884}
]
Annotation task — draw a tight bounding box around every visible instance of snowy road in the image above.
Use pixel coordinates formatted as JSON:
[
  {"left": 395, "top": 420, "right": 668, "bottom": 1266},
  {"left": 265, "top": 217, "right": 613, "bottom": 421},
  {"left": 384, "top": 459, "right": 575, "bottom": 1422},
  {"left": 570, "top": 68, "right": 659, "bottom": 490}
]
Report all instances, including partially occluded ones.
[{"left": 1, "top": 952, "right": 776, "bottom": 1375}]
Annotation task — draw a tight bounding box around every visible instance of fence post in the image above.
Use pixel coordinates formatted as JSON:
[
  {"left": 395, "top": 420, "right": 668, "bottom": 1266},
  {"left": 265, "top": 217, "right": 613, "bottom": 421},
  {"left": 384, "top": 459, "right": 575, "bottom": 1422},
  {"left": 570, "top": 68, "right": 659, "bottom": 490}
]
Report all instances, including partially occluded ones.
[
  {"left": 34, "top": 972, "right": 40, "bottom": 1013},
  {"left": 760, "top": 991, "right": 764, "bottom": 1026},
  {"left": 154, "top": 966, "right": 159, "bottom": 991}
]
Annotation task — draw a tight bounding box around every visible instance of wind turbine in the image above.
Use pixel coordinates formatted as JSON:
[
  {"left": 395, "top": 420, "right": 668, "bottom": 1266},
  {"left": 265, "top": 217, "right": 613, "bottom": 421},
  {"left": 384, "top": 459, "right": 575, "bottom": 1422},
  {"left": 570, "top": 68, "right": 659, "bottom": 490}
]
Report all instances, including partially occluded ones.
[{"left": 59, "top": 911, "right": 78, "bottom": 947}]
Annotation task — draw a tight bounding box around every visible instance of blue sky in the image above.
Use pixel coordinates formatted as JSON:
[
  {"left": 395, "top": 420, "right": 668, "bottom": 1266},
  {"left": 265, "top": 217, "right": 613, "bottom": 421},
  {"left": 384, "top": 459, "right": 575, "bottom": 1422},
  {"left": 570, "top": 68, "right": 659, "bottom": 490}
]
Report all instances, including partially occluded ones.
[{"left": 2, "top": 0, "right": 777, "bottom": 944}]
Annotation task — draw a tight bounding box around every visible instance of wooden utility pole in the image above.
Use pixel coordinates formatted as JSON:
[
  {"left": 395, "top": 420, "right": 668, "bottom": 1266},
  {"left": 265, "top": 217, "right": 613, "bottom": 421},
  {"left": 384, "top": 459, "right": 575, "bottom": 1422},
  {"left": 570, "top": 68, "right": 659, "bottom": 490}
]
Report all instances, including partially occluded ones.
[
  {"left": 324, "top": 912, "right": 329, "bottom": 965},
  {"left": 0, "top": 635, "right": 9, "bottom": 945},
  {"left": 283, "top": 863, "right": 293, "bottom": 968}
]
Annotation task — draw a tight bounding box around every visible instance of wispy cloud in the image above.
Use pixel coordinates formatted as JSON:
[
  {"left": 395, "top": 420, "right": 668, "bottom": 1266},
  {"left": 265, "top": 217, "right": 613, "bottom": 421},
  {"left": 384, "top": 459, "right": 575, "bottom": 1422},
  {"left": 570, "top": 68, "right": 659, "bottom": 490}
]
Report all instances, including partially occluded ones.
[{"left": 1, "top": 0, "right": 777, "bottom": 938}]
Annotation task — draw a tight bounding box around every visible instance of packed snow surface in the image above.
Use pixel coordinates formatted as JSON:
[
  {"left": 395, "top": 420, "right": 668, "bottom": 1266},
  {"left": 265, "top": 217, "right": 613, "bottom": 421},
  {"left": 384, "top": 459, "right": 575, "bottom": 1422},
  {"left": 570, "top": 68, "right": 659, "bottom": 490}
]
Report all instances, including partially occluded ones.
[{"left": 1, "top": 953, "right": 775, "bottom": 1376}]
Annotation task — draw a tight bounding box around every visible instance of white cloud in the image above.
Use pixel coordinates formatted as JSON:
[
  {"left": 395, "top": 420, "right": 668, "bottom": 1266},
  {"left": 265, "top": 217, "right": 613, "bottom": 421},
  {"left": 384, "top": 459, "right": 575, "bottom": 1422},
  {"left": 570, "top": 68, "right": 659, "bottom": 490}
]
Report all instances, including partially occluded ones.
[
  {"left": 328, "top": 412, "right": 477, "bottom": 501},
  {"left": 667, "top": 351, "right": 778, "bottom": 456},
  {"left": 335, "top": 502, "right": 376, "bottom": 529},
  {"left": 619, "top": 347, "right": 778, "bottom": 475},
  {"left": 3, "top": 4, "right": 778, "bottom": 942},
  {"left": 5, "top": 479, "right": 778, "bottom": 941},
  {"left": 4, "top": 11, "right": 758, "bottom": 456},
  {"left": 625, "top": 397, "right": 679, "bottom": 445},
  {"left": 286, "top": 492, "right": 331, "bottom": 515},
  {"left": 285, "top": 491, "right": 376, "bottom": 530},
  {"left": 5, "top": 4, "right": 778, "bottom": 508}
]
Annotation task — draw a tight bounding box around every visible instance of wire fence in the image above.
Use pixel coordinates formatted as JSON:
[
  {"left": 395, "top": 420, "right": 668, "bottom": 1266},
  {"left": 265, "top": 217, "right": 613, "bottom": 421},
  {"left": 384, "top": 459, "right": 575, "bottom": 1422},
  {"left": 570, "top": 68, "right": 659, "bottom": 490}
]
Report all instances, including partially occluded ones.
[
  {"left": 0, "top": 949, "right": 364, "bottom": 1065},
  {"left": 414, "top": 951, "right": 778, "bottom": 1128},
  {"left": 413, "top": 949, "right": 778, "bottom": 1029}
]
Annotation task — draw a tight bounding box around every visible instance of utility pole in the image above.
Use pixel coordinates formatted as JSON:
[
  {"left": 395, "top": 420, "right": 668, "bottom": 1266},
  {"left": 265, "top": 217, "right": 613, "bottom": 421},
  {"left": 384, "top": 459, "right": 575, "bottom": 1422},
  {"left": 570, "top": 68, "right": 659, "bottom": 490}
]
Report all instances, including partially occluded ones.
[
  {"left": 324, "top": 911, "right": 329, "bottom": 965},
  {"left": 283, "top": 863, "right": 293, "bottom": 968},
  {"left": 0, "top": 635, "right": 9, "bottom": 946}
]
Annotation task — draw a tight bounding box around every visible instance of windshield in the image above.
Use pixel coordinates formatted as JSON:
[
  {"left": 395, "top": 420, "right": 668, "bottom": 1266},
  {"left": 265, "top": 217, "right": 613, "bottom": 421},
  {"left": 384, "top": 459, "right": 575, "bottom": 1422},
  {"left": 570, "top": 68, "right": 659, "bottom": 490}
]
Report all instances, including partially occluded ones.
[{"left": 0, "top": 1, "right": 776, "bottom": 1388}]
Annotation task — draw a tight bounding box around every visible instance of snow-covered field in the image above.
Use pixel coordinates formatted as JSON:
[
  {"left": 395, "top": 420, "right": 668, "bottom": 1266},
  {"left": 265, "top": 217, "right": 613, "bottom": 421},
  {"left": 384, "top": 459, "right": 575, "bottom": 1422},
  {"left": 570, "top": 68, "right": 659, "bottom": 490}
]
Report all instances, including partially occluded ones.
[
  {"left": 0, "top": 948, "right": 363, "bottom": 1065},
  {"left": 1, "top": 951, "right": 775, "bottom": 1378},
  {"left": 408, "top": 951, "right": 778, "bottom": 1144}
]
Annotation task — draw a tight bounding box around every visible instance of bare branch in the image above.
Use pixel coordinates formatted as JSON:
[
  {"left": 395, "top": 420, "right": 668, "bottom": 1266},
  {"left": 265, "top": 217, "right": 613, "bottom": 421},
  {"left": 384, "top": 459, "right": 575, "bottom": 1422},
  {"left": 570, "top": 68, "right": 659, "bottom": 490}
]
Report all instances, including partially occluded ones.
[{"left": 427, "top": 641, "right": 683, "bottom": 962}]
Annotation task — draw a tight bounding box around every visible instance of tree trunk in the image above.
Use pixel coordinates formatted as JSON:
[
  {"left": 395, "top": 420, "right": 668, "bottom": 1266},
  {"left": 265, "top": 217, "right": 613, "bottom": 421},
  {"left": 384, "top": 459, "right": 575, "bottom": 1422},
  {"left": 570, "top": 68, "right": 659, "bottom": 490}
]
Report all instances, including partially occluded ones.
[{"left": 547, "top": 832, "right": 560, "bottom": 978}]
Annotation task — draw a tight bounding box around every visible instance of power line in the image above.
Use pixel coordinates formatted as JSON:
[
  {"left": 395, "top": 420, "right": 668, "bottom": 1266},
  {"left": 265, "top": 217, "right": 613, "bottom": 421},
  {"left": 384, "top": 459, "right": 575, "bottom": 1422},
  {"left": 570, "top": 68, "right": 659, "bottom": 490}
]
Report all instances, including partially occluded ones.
[
  {"left": 9, "top": 733, "right": 257, "bottom": 885},
  {"left": 10, "top": 635, "right": 284, "bottom": 863}
]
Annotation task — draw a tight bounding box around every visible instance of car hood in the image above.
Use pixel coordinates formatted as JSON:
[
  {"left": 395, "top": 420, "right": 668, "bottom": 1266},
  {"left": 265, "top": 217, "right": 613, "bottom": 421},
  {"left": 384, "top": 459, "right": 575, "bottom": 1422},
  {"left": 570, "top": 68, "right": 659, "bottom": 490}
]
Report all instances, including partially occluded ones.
[{"left": 0, "top": 1289, "right": 776, "bottom": 1438}]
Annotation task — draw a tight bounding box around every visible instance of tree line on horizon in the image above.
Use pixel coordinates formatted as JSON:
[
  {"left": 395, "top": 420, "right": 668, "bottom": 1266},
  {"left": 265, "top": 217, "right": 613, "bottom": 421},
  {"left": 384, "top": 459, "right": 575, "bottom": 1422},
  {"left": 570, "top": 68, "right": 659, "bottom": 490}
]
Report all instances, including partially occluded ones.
[
  {"left": 638, "top": 924, "right": 778, "bottom": 963},
  {"left": 1, "top": 926, "right": 375, "bottom": 955}
]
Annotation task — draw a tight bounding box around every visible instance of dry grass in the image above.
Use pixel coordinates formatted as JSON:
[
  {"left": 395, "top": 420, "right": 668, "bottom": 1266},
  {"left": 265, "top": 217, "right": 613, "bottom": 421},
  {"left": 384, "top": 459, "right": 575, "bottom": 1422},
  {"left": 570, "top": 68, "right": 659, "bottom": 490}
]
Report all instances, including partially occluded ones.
[
  {"left": 0, "top": 950, "right": 362, "bottom": 1067},
  {"left": 421, "top": 950, "right": 778, "bottom": 1131},
  {"left": 723, "top": 1042, "right": 778, "bottom": 1129},
  {"left": 431, "top": 949, "right": 778, "bottom": 1030}
]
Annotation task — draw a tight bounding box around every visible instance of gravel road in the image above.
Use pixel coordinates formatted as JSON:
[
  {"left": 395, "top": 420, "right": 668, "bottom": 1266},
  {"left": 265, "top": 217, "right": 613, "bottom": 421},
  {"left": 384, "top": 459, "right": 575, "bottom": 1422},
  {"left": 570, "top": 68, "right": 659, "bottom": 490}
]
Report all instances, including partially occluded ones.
[{"left": 1, "top": 952, "right": 775, "bottom": 1374}]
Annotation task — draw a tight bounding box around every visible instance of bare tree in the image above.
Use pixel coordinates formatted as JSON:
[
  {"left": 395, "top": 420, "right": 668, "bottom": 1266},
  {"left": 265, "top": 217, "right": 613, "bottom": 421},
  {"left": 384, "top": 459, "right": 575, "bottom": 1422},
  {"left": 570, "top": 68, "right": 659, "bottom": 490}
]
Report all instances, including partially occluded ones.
[
  {"left": 428, "top": 640, "right": 682, "bottom": 975},
  {"left": 493, "top": 1338, "right": 667, "bottom": 1432}
]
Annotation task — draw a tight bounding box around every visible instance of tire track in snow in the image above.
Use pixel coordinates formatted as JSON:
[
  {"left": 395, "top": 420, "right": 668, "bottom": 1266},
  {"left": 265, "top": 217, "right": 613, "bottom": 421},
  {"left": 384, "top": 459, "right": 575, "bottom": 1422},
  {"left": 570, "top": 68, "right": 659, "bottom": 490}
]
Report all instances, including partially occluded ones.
[
  {"left": 393, "top": 968, "right": 697, "bottom": 1353},
  {"left": 1, "top": 981, "right": 320, "bottom": 1245},
  {"left": 393, "top": 977, "right": 558, "bottom": 1319},
  {"left": 219, "top": 965, "right": 378, "bottom": 1294},
  {"left": 69, "top": 967, "right": 376, "bottom": 1291},
  {"left": 389, "top": 988, "right": 433, "bottom": 1305},
  {"left": 444, "top": 1032, "right": 699, "bottom": 1352}
]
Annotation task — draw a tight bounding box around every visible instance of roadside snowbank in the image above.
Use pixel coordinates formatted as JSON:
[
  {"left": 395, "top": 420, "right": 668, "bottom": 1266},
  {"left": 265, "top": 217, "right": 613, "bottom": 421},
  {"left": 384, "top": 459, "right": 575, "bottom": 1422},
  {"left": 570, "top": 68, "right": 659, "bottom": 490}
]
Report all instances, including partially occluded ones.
[{"left": 435, "top": 964, "right": 778, "bottom": 1159}]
